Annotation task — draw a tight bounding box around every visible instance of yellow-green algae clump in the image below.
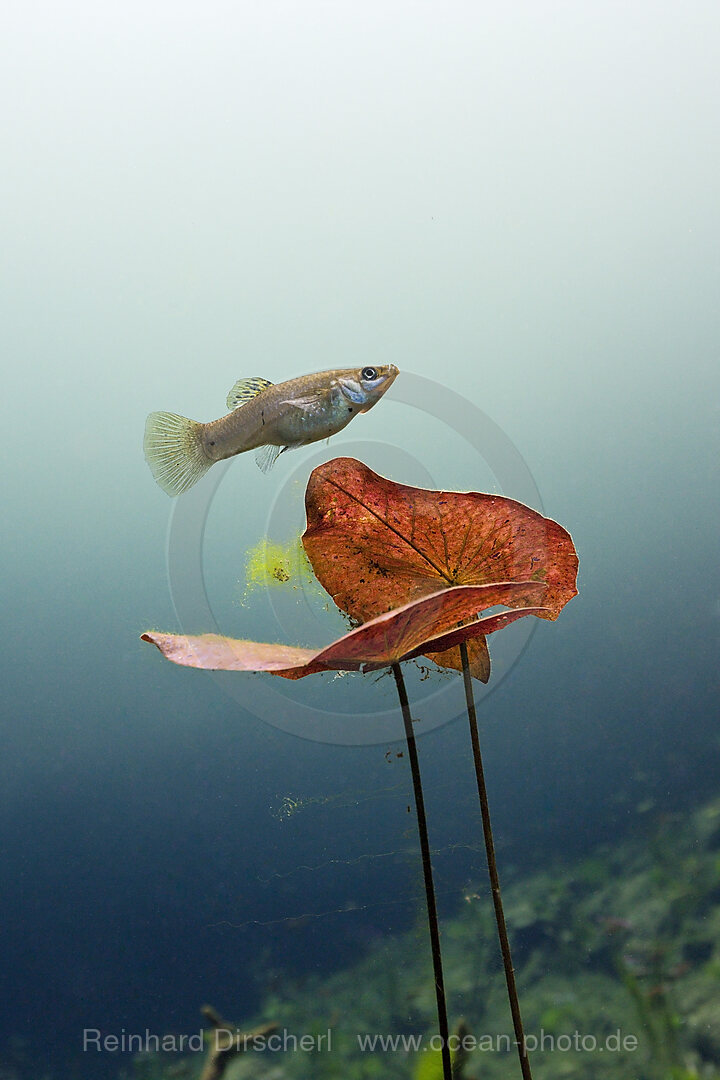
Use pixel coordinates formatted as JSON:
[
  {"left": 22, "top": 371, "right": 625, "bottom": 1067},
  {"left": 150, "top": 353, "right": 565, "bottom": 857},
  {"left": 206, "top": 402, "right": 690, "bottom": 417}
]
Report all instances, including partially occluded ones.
[{"left": 242, "top": 536, "right": 321, "bottom": 601}]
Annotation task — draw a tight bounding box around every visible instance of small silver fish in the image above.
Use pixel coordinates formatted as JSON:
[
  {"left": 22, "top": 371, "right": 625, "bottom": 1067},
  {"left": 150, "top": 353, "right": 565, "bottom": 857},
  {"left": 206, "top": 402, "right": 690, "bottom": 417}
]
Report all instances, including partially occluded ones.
[{"left": 144, "top": 364, "right": 399, "bottom": 496}]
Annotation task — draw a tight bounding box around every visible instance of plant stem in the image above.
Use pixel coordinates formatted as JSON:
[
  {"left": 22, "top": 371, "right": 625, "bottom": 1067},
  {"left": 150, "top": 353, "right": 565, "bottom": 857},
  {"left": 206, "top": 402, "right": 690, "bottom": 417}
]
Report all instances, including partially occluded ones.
[
  {"left": 459, "top": 641, "right": 533, "bottom": 1080},
  {"left": 391, "top": 662, "right": 452, "bottom": 1080}
]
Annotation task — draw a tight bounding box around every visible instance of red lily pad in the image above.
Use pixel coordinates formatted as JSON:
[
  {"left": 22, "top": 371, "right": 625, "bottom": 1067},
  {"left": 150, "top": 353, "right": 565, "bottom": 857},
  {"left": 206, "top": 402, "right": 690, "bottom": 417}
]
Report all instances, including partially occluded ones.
[
  {"left": 302, "top": 458, "right": 578, "bottom": 624},
  {"left": 141, "top": 581, "right": 547, "bottom": 680}
]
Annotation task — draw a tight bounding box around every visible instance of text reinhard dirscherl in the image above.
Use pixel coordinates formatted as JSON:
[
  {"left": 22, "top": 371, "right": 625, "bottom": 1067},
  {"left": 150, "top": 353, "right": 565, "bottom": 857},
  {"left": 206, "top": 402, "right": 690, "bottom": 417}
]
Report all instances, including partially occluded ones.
[
  {"left": 83, "top": 1027, "right": 639, "bottom": 1056},
  {"left": 82, "top": 1029, "right": 332, "bottom": 1053}
]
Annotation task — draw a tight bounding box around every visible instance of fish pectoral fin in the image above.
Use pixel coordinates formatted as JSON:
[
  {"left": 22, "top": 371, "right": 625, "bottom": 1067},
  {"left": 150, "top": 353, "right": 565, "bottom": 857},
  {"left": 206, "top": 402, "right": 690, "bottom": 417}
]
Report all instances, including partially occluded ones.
[
  {"left": 226, "top": 377, "right": 273, "bottom": 411},
  {"left": 254, "top": 442, "right": 303, "bottom": 473}
]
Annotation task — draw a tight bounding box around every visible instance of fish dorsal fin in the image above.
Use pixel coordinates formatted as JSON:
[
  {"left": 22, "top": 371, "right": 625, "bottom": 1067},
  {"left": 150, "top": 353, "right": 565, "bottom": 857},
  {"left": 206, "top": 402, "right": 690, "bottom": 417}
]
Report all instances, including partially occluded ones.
[{"left": 226, "top": 377, "right": 273, "bottom": 411}]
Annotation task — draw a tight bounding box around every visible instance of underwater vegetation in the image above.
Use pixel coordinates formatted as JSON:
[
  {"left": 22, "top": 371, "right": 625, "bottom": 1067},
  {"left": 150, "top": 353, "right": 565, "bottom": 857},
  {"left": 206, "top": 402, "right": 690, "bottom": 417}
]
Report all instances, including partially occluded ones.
[
  {"left": 302, "top": 457, "right": 577, "bottom": 1080},
  {"left": 143, "top": 456, "right": 578, "bottom": 1080},
  {"left": 116, "top": 798, "right": 720, "bottom": 1080},
  {"left": 241, "top": 536, "right": 318, "bottom": 599}
]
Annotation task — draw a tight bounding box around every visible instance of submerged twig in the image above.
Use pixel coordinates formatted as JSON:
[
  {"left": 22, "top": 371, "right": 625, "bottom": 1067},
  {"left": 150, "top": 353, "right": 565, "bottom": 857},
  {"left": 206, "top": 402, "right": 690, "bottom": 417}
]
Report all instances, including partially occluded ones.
[
  {"left": 392, "top": 662, "right": 452, "bottom": 1080},
  {"left": 199, "top": 1005, "right": 278, "bottom": 1080},
  {"left": 459, "top": 640, "right": 533, "bottom": 1080}
]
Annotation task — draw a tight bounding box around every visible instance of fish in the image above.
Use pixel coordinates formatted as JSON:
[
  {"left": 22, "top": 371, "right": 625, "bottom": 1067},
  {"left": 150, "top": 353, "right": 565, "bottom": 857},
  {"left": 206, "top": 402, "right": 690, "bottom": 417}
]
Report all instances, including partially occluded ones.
[{"left": 144, "top": 364, "right": 399, "bottom": 496}]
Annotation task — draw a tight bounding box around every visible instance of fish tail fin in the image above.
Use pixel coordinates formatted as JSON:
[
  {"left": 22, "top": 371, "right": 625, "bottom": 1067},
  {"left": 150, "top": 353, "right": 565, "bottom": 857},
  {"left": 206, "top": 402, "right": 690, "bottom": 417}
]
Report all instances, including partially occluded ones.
[{"left": 143, "top": 411, "right": 212, "bottom": 496}]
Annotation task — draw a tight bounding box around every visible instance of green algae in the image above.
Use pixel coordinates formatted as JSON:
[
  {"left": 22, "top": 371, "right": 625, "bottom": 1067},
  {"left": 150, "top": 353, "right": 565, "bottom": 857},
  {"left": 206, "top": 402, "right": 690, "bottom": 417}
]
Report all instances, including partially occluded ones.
[
  {"left": 241, "top": 536, "right": 324, "bottom": 604},
  {"left": 244, "top": 537, "right": 310, "bottom": 589}
]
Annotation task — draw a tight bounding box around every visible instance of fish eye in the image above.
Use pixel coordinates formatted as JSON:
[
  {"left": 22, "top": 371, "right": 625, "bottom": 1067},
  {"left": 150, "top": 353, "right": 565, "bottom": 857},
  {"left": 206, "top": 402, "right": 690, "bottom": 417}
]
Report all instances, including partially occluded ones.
[{"left": 361, "top": 366, "right": 379, "bottom": 381}]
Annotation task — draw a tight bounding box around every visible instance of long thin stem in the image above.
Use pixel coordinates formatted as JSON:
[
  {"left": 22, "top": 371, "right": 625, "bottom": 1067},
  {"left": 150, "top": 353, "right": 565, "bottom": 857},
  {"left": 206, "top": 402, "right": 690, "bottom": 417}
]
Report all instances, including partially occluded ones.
[
  {"left": 459, "top": 641, "right": 533, "bottom": 1080},
  {"left": 391, "top": 662, "right": 452, "bottom": 1080}
]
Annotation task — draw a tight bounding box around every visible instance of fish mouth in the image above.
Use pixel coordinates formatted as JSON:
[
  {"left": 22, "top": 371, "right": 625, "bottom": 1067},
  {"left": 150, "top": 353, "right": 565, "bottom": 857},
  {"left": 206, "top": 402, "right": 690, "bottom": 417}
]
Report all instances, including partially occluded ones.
[
  {"left": 376, "top": 364, "right": 399, "bottom": 395},
  {"left": 378, "top": 364, "right": 399, "bottom": 395}
]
